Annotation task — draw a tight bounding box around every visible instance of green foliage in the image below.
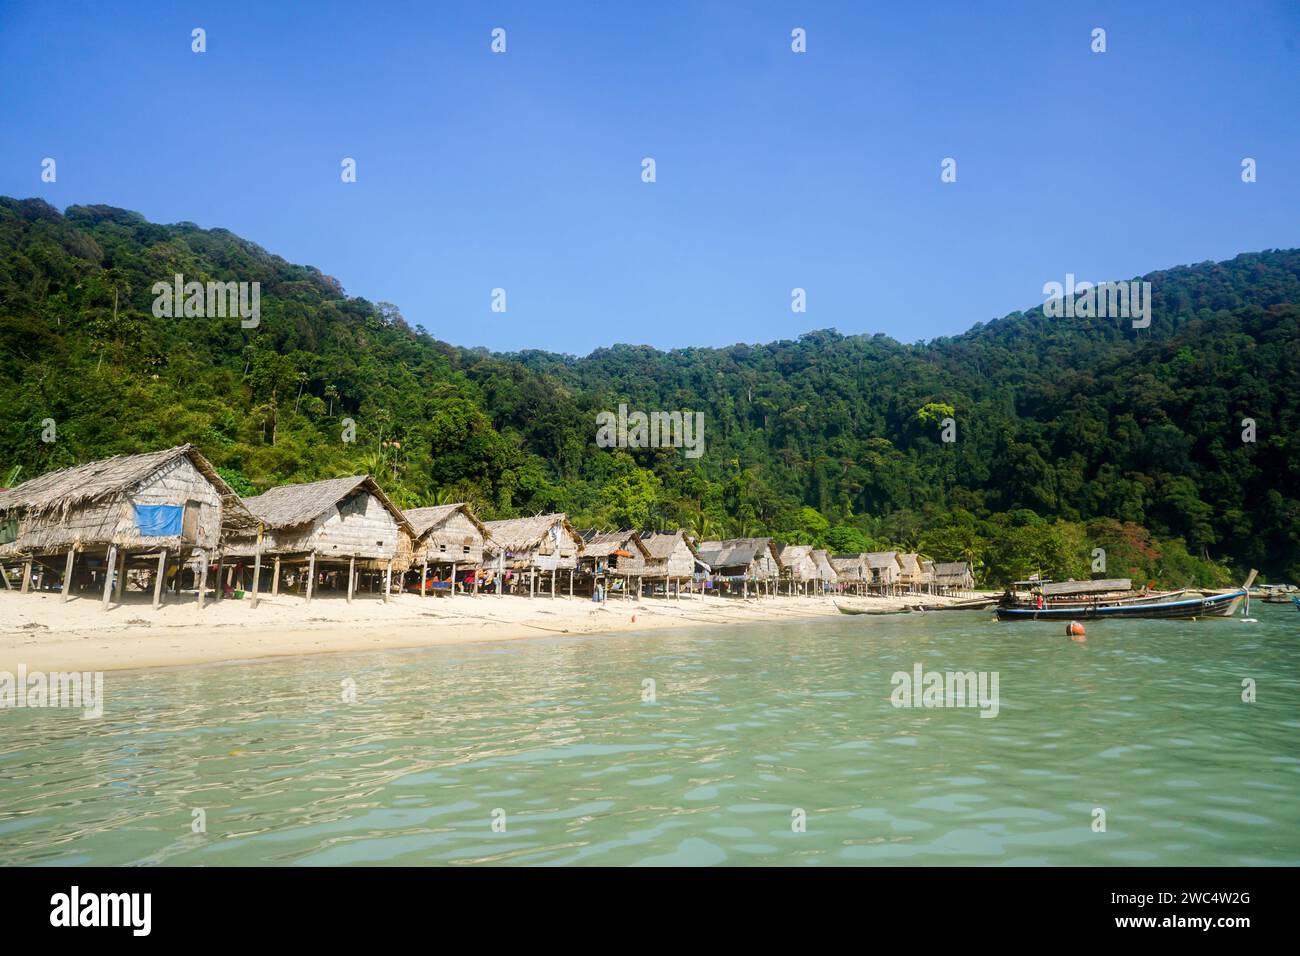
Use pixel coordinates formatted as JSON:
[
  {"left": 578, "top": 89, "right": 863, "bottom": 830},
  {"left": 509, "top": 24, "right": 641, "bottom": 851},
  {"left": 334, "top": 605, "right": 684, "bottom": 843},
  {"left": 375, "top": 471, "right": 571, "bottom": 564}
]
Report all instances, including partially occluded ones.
[
  {"left": 825, "top": 525, "right": 875, "bottom": 554},
  {"left": 1, "top": 197, "right": 1296, "bottom": 587}
]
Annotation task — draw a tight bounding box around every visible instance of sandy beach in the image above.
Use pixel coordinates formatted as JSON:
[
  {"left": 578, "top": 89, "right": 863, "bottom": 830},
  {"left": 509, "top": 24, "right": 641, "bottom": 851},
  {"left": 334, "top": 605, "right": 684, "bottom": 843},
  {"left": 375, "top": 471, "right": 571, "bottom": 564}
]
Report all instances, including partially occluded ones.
[{"left": 0, "top": 588, "right": 975, "bottom": 673}]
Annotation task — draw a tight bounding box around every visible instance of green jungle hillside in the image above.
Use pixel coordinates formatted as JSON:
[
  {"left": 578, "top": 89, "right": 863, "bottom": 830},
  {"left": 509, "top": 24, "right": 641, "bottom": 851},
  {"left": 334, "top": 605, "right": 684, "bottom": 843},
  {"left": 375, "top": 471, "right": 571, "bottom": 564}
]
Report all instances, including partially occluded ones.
[{"left": 2, "top": 197, "right": 1297, "bottom": 586}]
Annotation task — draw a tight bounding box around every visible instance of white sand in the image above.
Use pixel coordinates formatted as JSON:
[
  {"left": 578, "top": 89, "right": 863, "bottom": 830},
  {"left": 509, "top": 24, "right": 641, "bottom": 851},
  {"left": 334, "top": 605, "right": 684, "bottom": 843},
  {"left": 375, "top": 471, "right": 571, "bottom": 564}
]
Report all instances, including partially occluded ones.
[{"left": 0, "top": 587, "right": 972, "bottom": 673}]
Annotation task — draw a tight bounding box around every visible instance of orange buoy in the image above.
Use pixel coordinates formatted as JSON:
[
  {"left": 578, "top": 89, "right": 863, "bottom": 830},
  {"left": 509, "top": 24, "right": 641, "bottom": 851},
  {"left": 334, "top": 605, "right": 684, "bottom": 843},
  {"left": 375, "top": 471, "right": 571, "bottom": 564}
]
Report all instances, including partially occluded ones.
[{"left": 1067, "top": 621, "right": 1086, "bottom": 639}]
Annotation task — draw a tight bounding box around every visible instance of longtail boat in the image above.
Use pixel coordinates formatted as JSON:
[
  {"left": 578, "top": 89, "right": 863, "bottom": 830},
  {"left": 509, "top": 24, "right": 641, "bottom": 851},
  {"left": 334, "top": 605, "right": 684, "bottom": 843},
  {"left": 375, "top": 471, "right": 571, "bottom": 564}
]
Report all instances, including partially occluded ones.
[
  {"left": 995, "top": 571, "right": 1256, "bottom": 622},
  {"left": 904, "top": 597, "right": 997, "bottom": 611},
  {"left": 835, "top": 603, "right": 911, "bottom": 616}
]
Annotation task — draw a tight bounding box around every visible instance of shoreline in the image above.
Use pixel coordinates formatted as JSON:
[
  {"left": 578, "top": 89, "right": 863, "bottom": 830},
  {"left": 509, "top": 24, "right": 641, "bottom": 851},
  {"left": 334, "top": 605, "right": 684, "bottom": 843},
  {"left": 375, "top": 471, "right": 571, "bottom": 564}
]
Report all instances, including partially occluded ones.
[{"left": 0, "top": 589, "right": 977, "bottom": 674}]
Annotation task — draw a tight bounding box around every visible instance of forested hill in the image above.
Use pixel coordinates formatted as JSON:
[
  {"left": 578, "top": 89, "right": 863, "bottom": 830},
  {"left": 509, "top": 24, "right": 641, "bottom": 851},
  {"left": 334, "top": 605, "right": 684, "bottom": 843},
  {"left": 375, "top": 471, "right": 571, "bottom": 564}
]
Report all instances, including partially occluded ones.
[{"left": 1, "top": 197, "right": 1297, "bottom": 585}]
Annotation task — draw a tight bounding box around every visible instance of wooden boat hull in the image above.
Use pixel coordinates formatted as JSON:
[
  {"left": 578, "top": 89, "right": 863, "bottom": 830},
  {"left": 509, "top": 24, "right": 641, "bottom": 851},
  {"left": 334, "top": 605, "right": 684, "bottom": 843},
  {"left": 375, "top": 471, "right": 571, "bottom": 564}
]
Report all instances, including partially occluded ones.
[
  {"left": 996, "top": 589, "right": 1247, "bottom": 621},
  {"left": 908, "top": 598, "right": 997, "bottom": 611},
  {"left": 835, "top": 603, "right": 911, "bottom": 616}
]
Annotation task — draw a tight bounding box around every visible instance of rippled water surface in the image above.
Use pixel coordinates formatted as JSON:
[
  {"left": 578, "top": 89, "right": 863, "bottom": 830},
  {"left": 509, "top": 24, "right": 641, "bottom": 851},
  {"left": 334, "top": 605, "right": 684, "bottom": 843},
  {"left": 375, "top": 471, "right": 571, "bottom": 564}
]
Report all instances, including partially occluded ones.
[{"left": 2, "top": 607, "right": 1298, "bottom": 865}]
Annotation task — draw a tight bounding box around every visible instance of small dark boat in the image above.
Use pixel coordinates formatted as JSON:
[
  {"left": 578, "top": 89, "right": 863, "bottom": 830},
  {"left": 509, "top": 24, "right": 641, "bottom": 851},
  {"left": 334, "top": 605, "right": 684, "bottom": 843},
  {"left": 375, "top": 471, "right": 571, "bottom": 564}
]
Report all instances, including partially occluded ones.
[{"left": 835, "top": 603, "right": 911, "bottom": 616}]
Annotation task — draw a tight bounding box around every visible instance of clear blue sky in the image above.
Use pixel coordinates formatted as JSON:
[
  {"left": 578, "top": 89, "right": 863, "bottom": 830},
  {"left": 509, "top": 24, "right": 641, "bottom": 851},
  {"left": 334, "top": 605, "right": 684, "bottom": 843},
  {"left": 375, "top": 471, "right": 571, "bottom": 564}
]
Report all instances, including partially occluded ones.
[{"left": 2, "top": 1, "right": 1297, "bottom": 354}]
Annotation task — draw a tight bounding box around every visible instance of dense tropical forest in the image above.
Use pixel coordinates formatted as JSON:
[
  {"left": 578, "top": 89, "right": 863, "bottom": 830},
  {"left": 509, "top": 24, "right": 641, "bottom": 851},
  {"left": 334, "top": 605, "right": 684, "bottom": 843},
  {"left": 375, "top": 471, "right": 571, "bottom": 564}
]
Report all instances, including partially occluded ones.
[{"left": 1, "top": 197, "right": 1297, "bottom": 586}]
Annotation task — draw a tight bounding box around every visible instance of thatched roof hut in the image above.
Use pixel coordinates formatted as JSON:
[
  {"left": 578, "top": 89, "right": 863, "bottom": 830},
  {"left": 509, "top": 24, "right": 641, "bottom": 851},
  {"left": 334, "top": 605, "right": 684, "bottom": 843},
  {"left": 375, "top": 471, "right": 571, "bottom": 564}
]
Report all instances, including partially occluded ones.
[
  {"left": 483, "top": 513, "right": 583, "bottom": 570},
  {"left": 897, "top": 552, "right": 925, "bottom": 589},
  {"left": 811, "top": 549, "right": 838, "bottom": 585},
  {"left": 578, "top": 529, "right": 650, "bottom": 575},
  {"left": 777, "top": 544, "right": 818, "bottom": 582},
  {"left": 696, "top": 538, "right": 780, "bottom": 579},
  {"left": 225, "top": 475, "right": 414, "bottom": 571},
  {"left": 865, "top": 551, "right": 901, "bottom": 586},
  {"left": 933, "top": 560, "right": 975, "bottom": 591},
  {"left": 830, "top": 553, "right": 866, "bottom": 582},
  {"left": 0, "top": 444, "right": 253, "bottom": 560},
  {"left": 622, "top": 530, "right": 699, "bottom": 579},
  {"left": 404, "top": 503, "right": 489, "bottom": 567}
]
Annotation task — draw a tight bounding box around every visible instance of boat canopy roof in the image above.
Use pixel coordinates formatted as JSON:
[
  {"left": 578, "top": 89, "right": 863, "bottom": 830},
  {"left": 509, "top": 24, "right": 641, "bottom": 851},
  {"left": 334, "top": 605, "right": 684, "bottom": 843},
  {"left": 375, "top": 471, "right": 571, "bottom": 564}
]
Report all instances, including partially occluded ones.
[{"left": 1040, "top": 578, "right": 1133, "bottom": 596}]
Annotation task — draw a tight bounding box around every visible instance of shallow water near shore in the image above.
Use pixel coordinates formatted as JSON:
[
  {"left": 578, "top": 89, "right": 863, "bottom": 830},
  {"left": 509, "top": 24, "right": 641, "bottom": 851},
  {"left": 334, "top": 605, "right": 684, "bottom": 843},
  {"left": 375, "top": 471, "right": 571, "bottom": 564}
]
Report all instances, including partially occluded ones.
[{"left": 2, "top": 605, "right": 1298, "bottom": 866}]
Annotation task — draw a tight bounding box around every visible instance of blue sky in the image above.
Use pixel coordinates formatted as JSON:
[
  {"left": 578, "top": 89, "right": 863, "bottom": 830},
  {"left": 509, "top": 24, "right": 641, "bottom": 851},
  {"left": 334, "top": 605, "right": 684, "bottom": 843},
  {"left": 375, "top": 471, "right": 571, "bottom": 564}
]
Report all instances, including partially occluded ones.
[{"left": 1, "top": 1, "right": 1297, "bottom": 355}]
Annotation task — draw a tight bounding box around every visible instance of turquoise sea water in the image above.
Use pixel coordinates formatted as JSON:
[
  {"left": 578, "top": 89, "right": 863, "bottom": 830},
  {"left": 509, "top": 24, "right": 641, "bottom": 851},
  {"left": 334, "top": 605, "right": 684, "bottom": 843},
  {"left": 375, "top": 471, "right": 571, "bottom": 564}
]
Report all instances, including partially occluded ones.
[{"left": 1, "top": 606, "right": 1298, "bottom": 865}]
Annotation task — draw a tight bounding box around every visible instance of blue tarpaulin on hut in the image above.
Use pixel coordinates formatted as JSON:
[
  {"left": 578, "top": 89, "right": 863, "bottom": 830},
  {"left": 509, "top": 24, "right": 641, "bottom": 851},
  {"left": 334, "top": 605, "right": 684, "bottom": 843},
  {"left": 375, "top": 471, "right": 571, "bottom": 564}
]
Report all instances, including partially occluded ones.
[{"left": 134, "top": 504, "right": 183, "bottom": 537}]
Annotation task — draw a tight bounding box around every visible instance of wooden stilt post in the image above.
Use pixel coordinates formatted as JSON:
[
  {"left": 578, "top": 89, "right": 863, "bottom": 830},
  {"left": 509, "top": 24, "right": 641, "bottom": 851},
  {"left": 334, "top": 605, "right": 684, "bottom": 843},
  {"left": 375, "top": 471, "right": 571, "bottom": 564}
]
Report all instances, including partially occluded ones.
[
  {"left": 305, "top": 551, "right": 316, "bottom": 605},
  {"left": 250, "top": 553, "right": 261, "bottom": 608},
  {"left": 272, "top": 556, "right": 281, "bottom": 596},
  {"left": 20, "top": 558, "right": 33, "bottom": 594},
  {"left": 530, "top": 567, "right": 536, "bottom": 598},
  {"left": 153, "top": 550, "right": 167, "bottom": 609},
  {"left": 215, "top": 554, "right": 224, "bottom": 602},
  {"left": 198, "top": 551, "right": 208, "bottom": 610},
  {"left": 569, "top": 568, "right": 574, "bottom": 598},
  {"left": 100, "top": 545, "right": 117, "bottom": 610},
  {"left": 347, "top": 556, "right": 355, "bottom": 603},
  {"left": 384, "top": 560, "right": 392, "bottom": 604},
  {"left": 550, "top": 568, "right": 556, "bottom": 599},
  {"left": 62, "top": 547, "right": 76, "bottom": 602},
  {"left": 420, "top": 559, "right": 428, "bottom": 598},
  {"left": 450, "top": 561, "right": 457, "bottom": 600},
  {"left": 251, "top": 527, "right": 263, "bottom": 609},
  {"left": 473, "top": 569, "right": 480, "bottom": 596},
  {"left": 113, "top": 549, "right": 126, "bottom": 603}
]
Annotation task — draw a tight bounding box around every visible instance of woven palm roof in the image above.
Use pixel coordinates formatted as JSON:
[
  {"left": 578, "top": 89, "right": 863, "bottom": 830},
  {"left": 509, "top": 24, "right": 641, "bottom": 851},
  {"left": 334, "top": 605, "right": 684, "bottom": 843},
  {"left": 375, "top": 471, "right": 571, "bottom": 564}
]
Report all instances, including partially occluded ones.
[
  {"left": 778, "top": 543, "right": 814, "bottom": 563},
  {"left": 830, "top": 554, "right": 866, "bottom": 576},
  {"left": 933, "top": 561, "right": 973, "bottom": 582},
  {"left": 864, "top": 551, "right": 900, "bottom": 569},
  {"left": 241, "top": 475, "right": 413, "bottom": 534},
  {"left": 483, "top": 513, "right": 582, "bottom": 553},
  {"left": 579, "top": 529, "right": 651, "bottom": 558},
  {"left": 0, "top": 444, "right": 256, "bottom": 530},
  {"left": 811, "top": 550, "right": 839, "bottom": 581},
  {"left": 636, "top": 530, "right": 696, "bottom": 559},
  {"left": 696, "top": 537, "right": 777, "bottom": 569},
  {"left": 403, "top": 503, "right": 489, "bottom": 539}
]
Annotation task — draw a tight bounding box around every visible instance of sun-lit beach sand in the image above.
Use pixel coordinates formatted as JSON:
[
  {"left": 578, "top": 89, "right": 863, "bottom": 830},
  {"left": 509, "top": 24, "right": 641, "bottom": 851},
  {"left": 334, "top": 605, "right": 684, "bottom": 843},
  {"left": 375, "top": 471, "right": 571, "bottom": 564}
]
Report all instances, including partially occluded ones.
[{"left": 0, "top": 589, "right": 976, "bottom": 673}]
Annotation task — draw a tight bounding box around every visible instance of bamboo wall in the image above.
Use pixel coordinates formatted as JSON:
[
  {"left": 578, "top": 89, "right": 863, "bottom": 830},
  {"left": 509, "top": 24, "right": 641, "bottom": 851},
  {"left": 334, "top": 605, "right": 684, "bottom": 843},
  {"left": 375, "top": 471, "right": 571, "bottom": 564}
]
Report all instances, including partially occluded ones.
[{"left": 415, "top": 511, "right": 485, "bottom": 565}]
